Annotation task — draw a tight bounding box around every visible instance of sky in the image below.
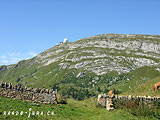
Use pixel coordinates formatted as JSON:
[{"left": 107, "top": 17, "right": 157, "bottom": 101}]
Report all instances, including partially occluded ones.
[{"left": 0, "top": 0, "right": 160, "bottom": 65}]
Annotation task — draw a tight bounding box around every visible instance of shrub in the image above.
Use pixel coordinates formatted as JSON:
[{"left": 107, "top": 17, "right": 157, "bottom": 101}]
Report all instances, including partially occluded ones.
[{"left": 57, "top": 94, "right": 67, "bottom": 104}]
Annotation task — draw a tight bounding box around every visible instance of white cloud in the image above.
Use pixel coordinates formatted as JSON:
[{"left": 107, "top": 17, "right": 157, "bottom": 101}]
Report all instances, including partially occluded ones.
[
  {"left": 0, "top": 52, "right": 22, "bottom": 65},
  {"left": 10, "top": 58, "right": 21, "bottom": 63},
  {"left": 25, "top": 57, "right": 30, "bottom": 60},
  {"left": 0, "top": 51, "right": 38, "bottom": 65},
  {"left": 29, "top": 52, "right": 37, "bottom": 57},
  {"left": 0, "top": 56, "right": 6, "bottom": 59},
  {"left": 8, "top": 52, "right": 21, "bottom": 57},
  {"left": 0, "top": 60, "right": 8, "bottom": 64}
]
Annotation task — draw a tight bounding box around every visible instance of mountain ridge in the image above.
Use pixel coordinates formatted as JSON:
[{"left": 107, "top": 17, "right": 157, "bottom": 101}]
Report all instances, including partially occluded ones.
[{"left": 0, "top": 33, "right": 160, "bottom": 99}]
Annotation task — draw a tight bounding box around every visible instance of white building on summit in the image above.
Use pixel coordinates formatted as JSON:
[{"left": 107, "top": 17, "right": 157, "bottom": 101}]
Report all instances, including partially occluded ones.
[
  {"left": 63, "top": 38, "right": 68, "bottom": 43},
  {"left": 59, "top": 38, "right": 69, "bottom": 45}
]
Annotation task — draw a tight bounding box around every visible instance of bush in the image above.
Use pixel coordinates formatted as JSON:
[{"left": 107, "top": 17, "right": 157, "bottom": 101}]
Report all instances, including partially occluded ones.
[{"left": 57, "top": 94, "right": 67, "bottom": 104}]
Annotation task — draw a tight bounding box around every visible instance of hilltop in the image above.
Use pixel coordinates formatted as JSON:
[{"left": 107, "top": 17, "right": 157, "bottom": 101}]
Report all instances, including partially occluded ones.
[{"left": 0, "top": 33, "right": 160, "bottom": 99}]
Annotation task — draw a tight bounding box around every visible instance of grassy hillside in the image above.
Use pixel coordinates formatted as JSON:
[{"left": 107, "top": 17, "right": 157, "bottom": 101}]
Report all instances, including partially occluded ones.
[
  {"left": 109, "top": 66, "right": 160, "bottom": 94},
  {"left": 0, "top": 34, "right": 160, "bottom": 100},
  {"left": 0, "top": 96, "right": 157, "bottom": 120},
  {"left": 121, "top": 76, "right": 160, "bottom": 96}
]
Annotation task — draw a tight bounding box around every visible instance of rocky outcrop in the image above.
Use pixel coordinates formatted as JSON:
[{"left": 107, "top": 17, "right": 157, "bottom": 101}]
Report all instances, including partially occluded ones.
[{"left": 32, "top": 34, "right": 160, "bottom": 75}]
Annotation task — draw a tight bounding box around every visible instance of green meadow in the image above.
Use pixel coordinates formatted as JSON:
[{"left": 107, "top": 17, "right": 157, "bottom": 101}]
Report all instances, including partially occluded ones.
[{"left": 0, "top": 96, "right": 155, "bottom": 120}]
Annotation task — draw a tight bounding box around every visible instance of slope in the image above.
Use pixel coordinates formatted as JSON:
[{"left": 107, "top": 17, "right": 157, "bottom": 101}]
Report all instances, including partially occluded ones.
[{"left": 0, "top": 33, "right": 160, "bottom": 99}]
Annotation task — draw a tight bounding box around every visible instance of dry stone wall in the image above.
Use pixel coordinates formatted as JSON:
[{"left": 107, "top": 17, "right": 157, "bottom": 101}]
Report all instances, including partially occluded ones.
[
  {"left": 0, "top": 82, "right": 57, "bottom": 104},
  {"left": 98, "top": 94, "right": 160, "bottom": 111}
]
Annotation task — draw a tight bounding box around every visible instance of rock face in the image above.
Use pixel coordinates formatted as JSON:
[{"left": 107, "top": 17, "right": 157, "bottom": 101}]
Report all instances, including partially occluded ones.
[
  {"left": 0, "top": 82, "right": 57, "bottom": 104},
  {"left": 35, "top": 34, "right": 160, "bottom": 75}
]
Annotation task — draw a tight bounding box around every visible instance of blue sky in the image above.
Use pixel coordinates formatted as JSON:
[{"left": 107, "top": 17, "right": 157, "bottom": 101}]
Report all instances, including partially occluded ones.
[{"left": 0, "top": 0, "right": 160, "bottom": 65}]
